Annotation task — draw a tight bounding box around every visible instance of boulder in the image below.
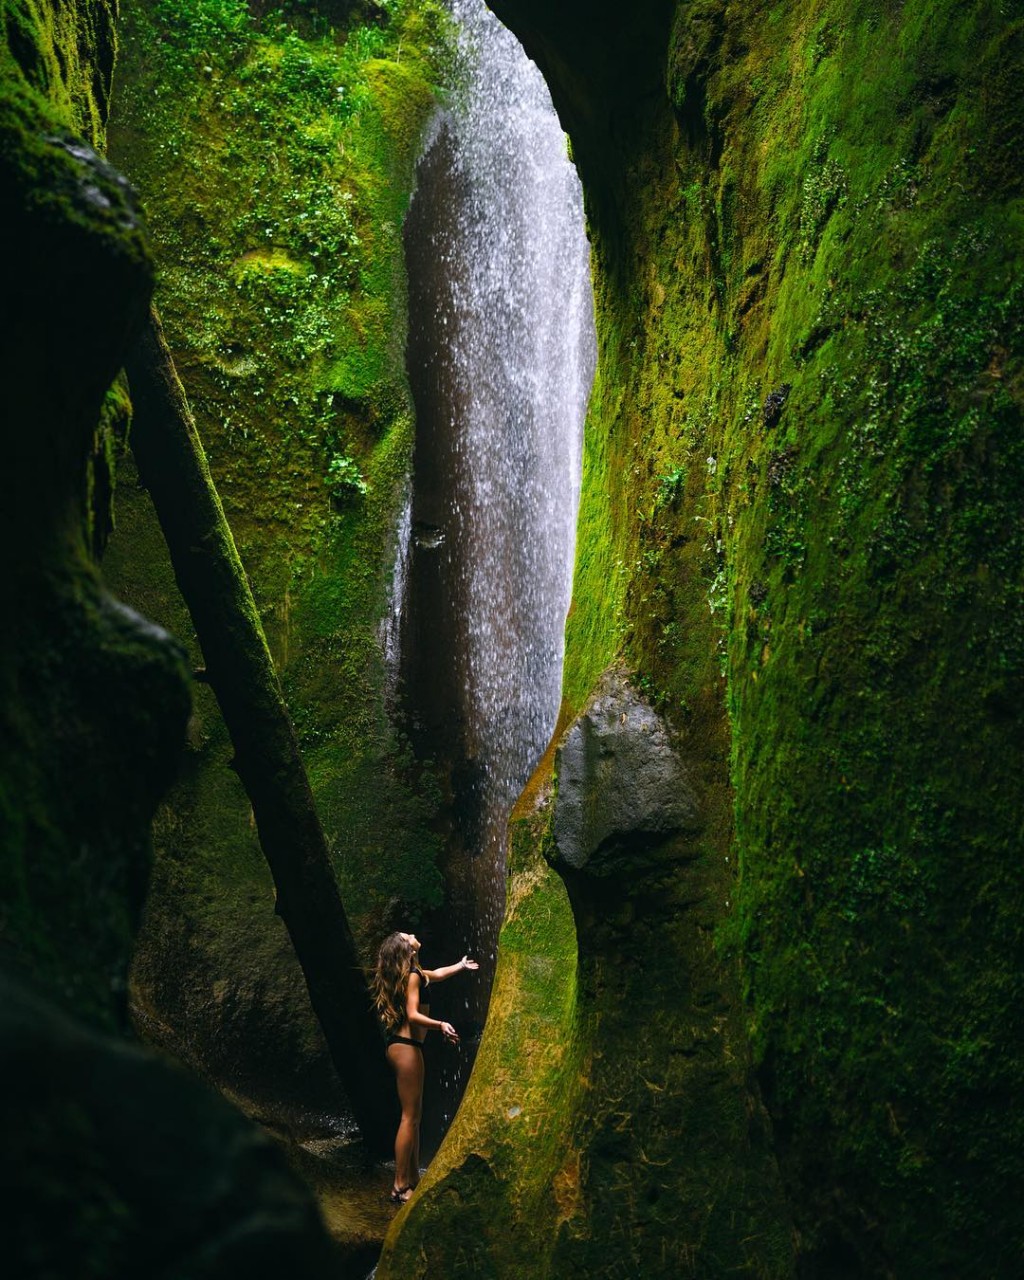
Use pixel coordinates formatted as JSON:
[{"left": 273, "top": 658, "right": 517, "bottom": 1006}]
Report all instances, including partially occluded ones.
[{"left": 551, "top": 665, "right": 699, "bottom": 873}]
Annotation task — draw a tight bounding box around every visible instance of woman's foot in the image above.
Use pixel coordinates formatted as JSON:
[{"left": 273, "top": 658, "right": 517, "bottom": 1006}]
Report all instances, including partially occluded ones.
[{"left": 388, "top": 1185, "right": 412, "bottom": 1204}]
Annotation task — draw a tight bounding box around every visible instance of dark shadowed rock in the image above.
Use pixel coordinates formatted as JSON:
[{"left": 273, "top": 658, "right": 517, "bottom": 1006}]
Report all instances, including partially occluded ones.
[
  {"left": 2, "top": 974, "right": 338, "bottom": 1280},
  {"left": 551, "top": 666, "right": 699, "bottom": 872},
  {"left": 0, "top": 9, "right": 347, "bottom": 1269}
]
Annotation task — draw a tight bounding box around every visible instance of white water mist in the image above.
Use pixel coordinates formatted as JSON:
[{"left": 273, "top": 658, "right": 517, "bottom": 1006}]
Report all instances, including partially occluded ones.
[{"left": 400, "top": 0, "right": 595, "bottom": 1130}]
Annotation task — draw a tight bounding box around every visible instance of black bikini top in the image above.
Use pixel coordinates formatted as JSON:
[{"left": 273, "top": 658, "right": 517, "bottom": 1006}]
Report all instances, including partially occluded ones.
[{"left": 409, "top": 965, "right": 429, "bottom": 988}]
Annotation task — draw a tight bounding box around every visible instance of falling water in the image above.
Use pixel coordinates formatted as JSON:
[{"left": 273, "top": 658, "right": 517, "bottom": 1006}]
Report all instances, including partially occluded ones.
[
  {"left": 399, "top": 0, "right": 595, "bottom": 1138},
  {"left": 378, "top": 486, "right": 411, "bottom": 693}
]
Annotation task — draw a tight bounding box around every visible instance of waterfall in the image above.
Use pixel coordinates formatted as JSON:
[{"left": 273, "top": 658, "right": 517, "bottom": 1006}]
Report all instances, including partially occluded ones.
[
  {"left": 400, "top": 0, "right": 595, "bottom": 1137},
  {"left": 379, "top": 485, "right": 411, "bottom": 694}
]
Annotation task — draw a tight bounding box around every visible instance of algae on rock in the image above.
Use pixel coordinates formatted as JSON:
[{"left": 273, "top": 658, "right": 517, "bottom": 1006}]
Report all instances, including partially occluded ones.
[
  {"left": 1, "top": 2, "right": 341, "bottom": 1274},
  {"left": 103, "top": 0, "right": 454, "bottom": 1120},
  {"left": 384, "top": 0, "right": 1024, "bottom": 1274}
]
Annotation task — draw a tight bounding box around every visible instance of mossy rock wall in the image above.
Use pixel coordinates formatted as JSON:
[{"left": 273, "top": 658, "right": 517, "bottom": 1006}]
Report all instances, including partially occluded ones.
[
  {"left": 2, "top": 6, "right": 341, "bottom": 1275},
  {"left": 379, "top": 672, "right": 793, "bottom": 1278},
  {"left": 384, "top": 0, "right": 1024, "bottom": 1274},
  {"left": 0, "top": 0, "right": 189, "bottom": 1030},
  {"left": 102, "top": 0, "right": 452, "bottom": 1117}
]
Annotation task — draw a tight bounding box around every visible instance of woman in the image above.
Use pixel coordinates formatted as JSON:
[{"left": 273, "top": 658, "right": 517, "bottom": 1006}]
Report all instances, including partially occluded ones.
[{"left": 372, "top": 931, "right": 479, "bottom": 1203}]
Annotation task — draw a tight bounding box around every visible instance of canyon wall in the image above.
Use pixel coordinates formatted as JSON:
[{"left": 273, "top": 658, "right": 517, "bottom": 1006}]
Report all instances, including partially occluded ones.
[
  {"left": 382, "top": 0, "right": 1024, "bottom": 1275},
  {"left": 6, "top": 0, "right": 1022, "bottom": 1273},
  {"left": 103, "top": 0, "right": 453, "bottom": 1121},
  {"left": 0, "top": 2, "right": 338, "bottom": 1272}
]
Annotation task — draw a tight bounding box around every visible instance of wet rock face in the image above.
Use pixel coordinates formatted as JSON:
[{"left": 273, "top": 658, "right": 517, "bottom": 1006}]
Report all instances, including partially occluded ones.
[
  {"left": 551, "top": 667, "right": 699, "bottom": 873},
  {"left": 102, "top": 0, "right": 455, "bottom": 1127},
  {"left": 378, "top": 698, "right": 793, "bottom": 1280},
  {"left": 486, "top": 0, "right": 675, "bottom": 225},
  {"left": 389, "top": 0, "right": 1024, "bottom": 1270}
]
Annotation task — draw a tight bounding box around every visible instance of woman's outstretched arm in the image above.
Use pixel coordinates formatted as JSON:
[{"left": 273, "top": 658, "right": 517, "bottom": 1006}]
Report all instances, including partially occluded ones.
[{"left": 420, "top": 955, "right": 479, "bottom": 983}]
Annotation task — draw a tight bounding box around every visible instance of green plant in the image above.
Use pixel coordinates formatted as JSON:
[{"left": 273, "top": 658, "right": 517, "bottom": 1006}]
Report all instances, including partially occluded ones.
[
  {"left": 655, "top": 463, "right": 688, "bottom": 506},
  {"left": 324, "top": 452, "right": 368, "bottom": 498}
]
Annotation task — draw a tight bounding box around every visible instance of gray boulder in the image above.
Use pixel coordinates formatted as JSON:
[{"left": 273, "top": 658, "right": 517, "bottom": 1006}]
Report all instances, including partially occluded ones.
[{"left": 550, "top": 666, "right": 699, "bottom": 873}]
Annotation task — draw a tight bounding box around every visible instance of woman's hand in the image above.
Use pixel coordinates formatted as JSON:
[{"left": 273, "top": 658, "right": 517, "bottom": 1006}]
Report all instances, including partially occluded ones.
[
  {"left": 439, "top": 1021, "right": 459, "bottom": 1044},
  {"left": 420, "top": 955, "right": 480, "bottom": 984}
]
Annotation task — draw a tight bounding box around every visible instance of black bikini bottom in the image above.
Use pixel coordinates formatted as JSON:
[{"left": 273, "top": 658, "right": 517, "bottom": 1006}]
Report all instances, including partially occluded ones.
[{"left": 386, "top": 1034, "right": 423, "bottom": 1050}]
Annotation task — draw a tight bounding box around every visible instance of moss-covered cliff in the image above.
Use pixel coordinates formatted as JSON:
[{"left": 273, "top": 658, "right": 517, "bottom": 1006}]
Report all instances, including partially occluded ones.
[
  {"left": 103, "top": 0, "right": 453, "bottom": 1117},
  {"left": 383, "top": 0, "right": 1024, "bottom": 1275},
  {"left": 2, "top": 2, "right": 342, "bottom": 1273},
  {"left": 9, "top": 0, "right": 1020, "bottom": 1271},
  {"left": 0, "top": 0, "right": 183, "bottom": 1031}
]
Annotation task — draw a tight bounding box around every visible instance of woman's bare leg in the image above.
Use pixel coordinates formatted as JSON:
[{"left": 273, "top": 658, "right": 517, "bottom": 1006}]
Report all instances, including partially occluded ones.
[{"left": 386, "top": 1043, "right": 424, "bottom": 1196}]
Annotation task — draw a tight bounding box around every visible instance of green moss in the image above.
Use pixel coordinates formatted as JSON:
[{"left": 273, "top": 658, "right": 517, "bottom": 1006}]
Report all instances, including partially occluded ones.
[
  {"left": 108, "top": 0, "right": 454, "bottom": 920},
  {"left": 591, "top": 0, "right": 1024, "bottom": 1270},
  {"left": 30, "top": 0, "right": 1014, "bottom": 1265},
  {"left": 0, "top": 0, "right": 196, "bottom": 1032},
  {"left": 561, "top": 325, "right": 632, "bottom": 715},
  {"left": 101, "top": 0, "right": 453, "bottom": 1103},
  {"left": 388, "top": 0, "right": 1023, "bottom": 1271},
  {"left": 87, "top": 374, "right": 132, "bottom": 557},
  {"left": 0, "top": 0, "right": 117, "bottom": 147},
  {"left": 378, "top": 792, "right": 585, "bottom": 1279}
]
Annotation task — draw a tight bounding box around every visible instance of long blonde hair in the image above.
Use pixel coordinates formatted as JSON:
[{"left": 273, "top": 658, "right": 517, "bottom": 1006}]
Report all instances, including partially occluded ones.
[{"left": 373, "top": 931, "right": 415, "bottom": 1032}]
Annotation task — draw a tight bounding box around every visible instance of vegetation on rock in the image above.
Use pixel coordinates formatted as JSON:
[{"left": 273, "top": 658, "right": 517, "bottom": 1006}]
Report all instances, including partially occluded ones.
[
  {"left": 5, "top": 0, "right": 1022, "bottom": 1273},
  {"left": 104, "top": 0, "right": 454, "bottom": 1116},
  {"left": 385, "top": 0, "right": 1024, "bottom": 1275},
  {"left": 0, "top": 0, "right": 176, "bottom": 1027},
  {"left": 2, "top": 3, "right": 341, "bottom": 1275},
  {"left": 126, "top": 305, "right": 394, "bottom": 1150}
]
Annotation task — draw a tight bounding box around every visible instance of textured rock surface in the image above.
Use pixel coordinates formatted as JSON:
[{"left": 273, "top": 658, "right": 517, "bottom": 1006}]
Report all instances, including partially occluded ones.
[
  {"left": 385, "top": 0, "right": 1024, "bottom": 1274},
  {"left": 378, "top": 673, "right": 793, "bottom": 1278},
  {"left": 0, "top": 4, "right": 341, "bottom": 1273},
  {"left": 103, "top": 0, "right": 453, "bottom": 1122},
  {"left": 3, "top": 974, "right": 337, "bottom": 1280},
  {"left": 551, "top": 666, "right": 698, "bottom": 872},
  {"left": 1, "top": 0, "right": 181, "bottom": 1029},
  {"left": 8, "top": 0, "right": 1020, "bottom": 1273}
]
